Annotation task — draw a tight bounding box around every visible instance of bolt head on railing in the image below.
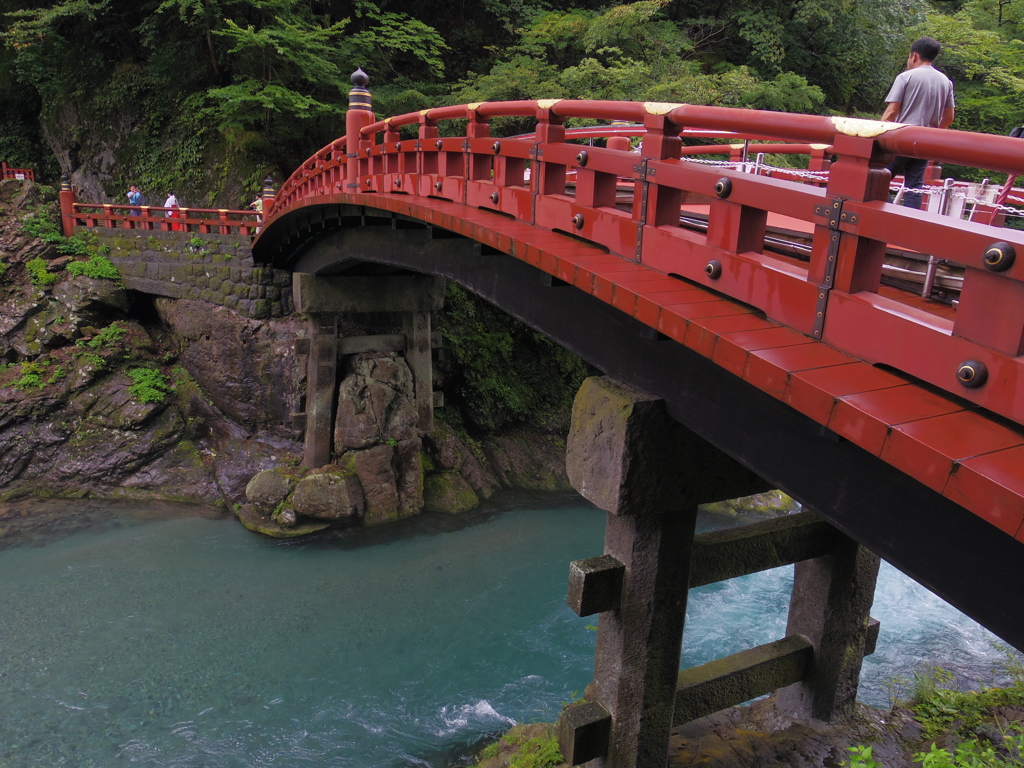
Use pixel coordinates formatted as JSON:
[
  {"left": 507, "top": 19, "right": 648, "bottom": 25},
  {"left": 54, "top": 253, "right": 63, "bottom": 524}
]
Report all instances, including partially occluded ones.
[
  {"left": 395, "top": 142, "right": 401, "bottom": 151},
  {"left": 394, "top": 178, "right": 401, "bottom": 188},
  {"left": 492, "top": 141, "right": 501, "bottom": 154},
  {"left": 576, "top": 150, "right": 589, "bottom": 167},
  {"left": 490, "top": 191, "right": 499, "bottom": 204},
  {"left": 715, "top": 177, "right": 733, "bottom": 198},
  {"left": 436, "top": 139, "right": 443, "bottom": 150},
  {"left": 957, "top": 359, "right": 988, "bottom": 388},
  {"left": 434, "top": 181, "right": 443, "bottom": 191},
  {"left": 705, "top": 259, "right": 723, "bottom": 279},
  {"left": 572, "top": 213, "right": 585, "bottom": 229},
  {"left": 983, "top": 241, "right": 1015, "bottom": 272}
]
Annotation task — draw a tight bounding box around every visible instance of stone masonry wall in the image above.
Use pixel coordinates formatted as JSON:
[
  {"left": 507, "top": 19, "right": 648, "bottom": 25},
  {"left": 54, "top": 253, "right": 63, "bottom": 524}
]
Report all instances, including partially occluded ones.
[{"left": 86, "top": 229, "right": 293, "bottom": 319}]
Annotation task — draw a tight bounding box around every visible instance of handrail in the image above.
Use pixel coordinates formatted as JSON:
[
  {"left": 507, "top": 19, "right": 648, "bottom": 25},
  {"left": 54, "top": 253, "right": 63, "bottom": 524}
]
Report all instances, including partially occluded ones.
[
  {"left": 260, "top": 99, "right": 1024, "bottom": 432},
  {"left": 1, "top": 161, "right": 34, "bottom": 181},
  {"left": 67, "top": 203, "right": 260, "bottom": 236}
]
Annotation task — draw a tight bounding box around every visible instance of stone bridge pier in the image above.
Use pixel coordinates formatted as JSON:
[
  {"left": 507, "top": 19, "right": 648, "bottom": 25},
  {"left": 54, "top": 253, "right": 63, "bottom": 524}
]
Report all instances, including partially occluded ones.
[
  {"left": 291, "top": 273, "right": 445, "bottom": 468},
  {"left": 557, "top": 377, "right": 881, "bottom": 768}
]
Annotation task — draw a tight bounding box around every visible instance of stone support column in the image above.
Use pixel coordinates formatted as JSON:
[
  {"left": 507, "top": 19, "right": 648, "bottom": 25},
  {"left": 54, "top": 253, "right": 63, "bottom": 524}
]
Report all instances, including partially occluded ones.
[
  {"left": 304, "top": 313, "right": 339, "bottom": 468},
  {"left": 294, "top": 273, "right": 445, "bottom": 467},
  {"left": 402, "top": 311, "right": 434, "bottom": 432},
  {"left": 775, "top": 537, "right": 881, "bottom": 722},
  {"left": 559, "top": 376, "right": 769, "bottom": 768}
]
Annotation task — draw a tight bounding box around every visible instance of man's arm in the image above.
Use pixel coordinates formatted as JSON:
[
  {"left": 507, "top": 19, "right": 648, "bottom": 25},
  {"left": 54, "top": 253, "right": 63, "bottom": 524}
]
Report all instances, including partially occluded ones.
[
  {"left": 940, "top": 106, "right": 955, "bottom": 129},
  {"left": 881, "top": 101, "right": 901, "bottom": 122}
]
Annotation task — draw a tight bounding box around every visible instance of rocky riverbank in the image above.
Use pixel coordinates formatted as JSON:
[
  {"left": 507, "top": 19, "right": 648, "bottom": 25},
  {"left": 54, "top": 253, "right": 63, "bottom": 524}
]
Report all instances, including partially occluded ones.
[{"left": 0, "top": 179, "right": 572, "bottom": 529}]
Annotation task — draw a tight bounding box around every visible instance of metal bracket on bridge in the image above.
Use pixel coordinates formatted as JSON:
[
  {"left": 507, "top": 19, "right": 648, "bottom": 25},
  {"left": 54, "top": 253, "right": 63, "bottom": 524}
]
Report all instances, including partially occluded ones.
[
  {"left": 636, "top": 157, "right": 650, "bottom": 258},
  {"left": 811, "top": 197, "right": 848, "bottom": 339}
]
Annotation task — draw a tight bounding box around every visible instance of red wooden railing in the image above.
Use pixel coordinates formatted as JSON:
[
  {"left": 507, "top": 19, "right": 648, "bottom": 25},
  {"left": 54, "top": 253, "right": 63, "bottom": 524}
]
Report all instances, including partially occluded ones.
[
  {"left": 2, "top": 161, "right": 34, "bottom": 181},
  {"left": 265, "top": 100, "right": 1024, "bottom": 435},
  {"left": 66, "top": 202, "right": 261, "bottom": 236}
]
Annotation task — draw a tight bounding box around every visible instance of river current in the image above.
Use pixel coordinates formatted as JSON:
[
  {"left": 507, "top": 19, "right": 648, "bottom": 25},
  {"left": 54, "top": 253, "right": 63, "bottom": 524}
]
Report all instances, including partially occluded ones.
[{"left": 0, "top": 497, "right": 1012, "bottom": 767}]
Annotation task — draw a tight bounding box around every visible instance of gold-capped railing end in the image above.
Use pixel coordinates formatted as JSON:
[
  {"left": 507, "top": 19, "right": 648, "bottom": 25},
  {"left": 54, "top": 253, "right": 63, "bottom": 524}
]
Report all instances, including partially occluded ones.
[
  {"left": 830, "top": 117, "right": 906, "bottom": 138},
  {"left": 644, "top": 102, "right": 683, "bottom": 116}
]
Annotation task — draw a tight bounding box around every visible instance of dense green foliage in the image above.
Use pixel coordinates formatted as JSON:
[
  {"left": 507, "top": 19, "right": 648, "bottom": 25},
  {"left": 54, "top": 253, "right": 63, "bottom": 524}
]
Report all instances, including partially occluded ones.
[
  {"left": 435, "top": 282, "right": 593, "bottom": 434},
  {"left": 5, "top": 0, "right": 1024, "bottom": 198},
  {"left": 65, "top": 254, "right": 120, "bottom": 280},
  {"left": 126, "top": 366, "right": 171, "bottom": 403},
  {"left": 846, "top": 654, "right": 1024, "bottom": 768}
]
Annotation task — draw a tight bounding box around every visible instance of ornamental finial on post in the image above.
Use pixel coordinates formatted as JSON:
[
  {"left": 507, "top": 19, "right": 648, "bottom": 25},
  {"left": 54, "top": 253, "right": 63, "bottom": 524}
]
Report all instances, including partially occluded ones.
[
  {"left": 346, "top": 67, "right": 375, "bottom": 190},
  {"left": 349, "top": 68, "right": 372, "bottom": 112}
]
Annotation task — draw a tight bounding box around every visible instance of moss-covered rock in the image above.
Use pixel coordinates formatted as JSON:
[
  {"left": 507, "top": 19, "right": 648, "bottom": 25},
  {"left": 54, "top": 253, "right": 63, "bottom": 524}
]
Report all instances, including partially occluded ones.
[
  {"left": 700, "top": 490, "right": 800, "bottom": 518},
  {"left": 245, "top": 469, "right": 295, "bottom": 514},
  {"left": 470, "top": 723, "right": 565, "bottom": 768},
  {"left": 423, "top": 470, "right": 479, "bottom": 514},
  {"left": 292, "top": 470, "right": 364, "bottom": 520}
]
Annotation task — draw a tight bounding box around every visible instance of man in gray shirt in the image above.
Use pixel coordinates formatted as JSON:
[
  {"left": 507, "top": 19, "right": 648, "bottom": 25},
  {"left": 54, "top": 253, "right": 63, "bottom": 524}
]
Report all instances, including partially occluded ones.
[{"left": 881, "top": 37, "right": 956, "bottom": 208}]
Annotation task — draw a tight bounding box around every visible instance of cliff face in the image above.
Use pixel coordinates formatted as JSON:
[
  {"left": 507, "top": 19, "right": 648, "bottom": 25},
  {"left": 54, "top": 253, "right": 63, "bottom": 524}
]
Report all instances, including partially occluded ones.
[{"left": 0, "top": 180, "right": 571, "bottom": 523}]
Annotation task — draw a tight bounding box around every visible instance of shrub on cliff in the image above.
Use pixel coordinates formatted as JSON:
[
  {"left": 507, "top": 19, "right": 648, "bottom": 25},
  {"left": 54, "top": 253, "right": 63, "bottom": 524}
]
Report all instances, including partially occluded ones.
[{"left": 435, "top": 282, "right": 593, "bottom": 435}]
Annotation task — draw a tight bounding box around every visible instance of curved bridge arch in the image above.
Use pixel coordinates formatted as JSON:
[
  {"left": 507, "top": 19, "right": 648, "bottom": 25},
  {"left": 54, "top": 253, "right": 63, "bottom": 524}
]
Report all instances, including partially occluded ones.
[{"left": 253, "top": 98, "right": 1024, "bottom": 652}]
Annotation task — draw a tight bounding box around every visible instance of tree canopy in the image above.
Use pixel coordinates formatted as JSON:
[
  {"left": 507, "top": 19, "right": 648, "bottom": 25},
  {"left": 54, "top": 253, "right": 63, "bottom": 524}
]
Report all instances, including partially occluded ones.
[{"left": 2, "top": 0, "right": 1024, "bottom": 197}]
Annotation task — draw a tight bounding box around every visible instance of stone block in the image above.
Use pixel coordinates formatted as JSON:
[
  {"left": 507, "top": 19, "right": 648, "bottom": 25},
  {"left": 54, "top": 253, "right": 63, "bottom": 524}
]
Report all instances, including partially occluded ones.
[
  {"left": 211, "top": 291, "right": 225, "bottom": 304},
  {"left": 248, "top": 285, "right": 259, "bottom": 300},
  {"left": 568, "top": 555, "right": 625, "bottom": 617},
  {"left": 558, "top": 701, "right": 612, "bottom": 766},
  {"left": 217, "top": 266, "right": 230, "bottom": 280},
  {"left": 567, "top": 376, "right": 770, "bottom": 514},
  {"left": 271, "top": 301, "right": 282, "bottom": 317},
  {"left": 230, "top": 267, "right": 241, "bottom": 283},
  {"left": 268, "top": 286, "right": 280, "bottom": 301},
  {"left": 224, "top": 294, "right": 239, "bottom": 308},
  {"left": 199, "top": 289, "right": 212, "bottom": 302},
  {"left": 251, "top": 299, "right": 270, "bottom": 319}
]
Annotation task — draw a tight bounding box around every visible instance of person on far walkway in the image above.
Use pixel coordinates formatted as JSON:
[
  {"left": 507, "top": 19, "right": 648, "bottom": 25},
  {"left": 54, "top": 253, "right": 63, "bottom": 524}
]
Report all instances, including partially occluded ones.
[
  {"left": 881, "top": 36, "right": 955, "bottom": 209},
  {"left": 250, "top": 197, "right": 263, "bottom": 233},
  {"left": 127, "top": 184, "right": 143, "bottom": 217},
  {"left": 164, "top": 192, "right": 181, "bottom": 231}
]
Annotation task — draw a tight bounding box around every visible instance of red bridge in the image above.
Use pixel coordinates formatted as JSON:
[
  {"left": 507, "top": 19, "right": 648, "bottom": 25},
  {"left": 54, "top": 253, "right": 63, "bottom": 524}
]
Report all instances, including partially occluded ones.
[{"left": 247, "top": 73, "right": 1023, "bottom": 764}]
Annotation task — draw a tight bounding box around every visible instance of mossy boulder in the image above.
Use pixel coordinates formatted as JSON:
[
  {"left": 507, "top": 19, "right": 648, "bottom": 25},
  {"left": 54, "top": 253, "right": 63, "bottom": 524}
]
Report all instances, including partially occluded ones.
[
  {"left": 700, "top": 490, "right": 800, "bottom": 518},
  {"left": 292, "top": 470, "right": 365, "bottom": 520},
  {"left": 423, "top": 470, "right": 479, "bottom": 514},
  {"left": 483, "top": 430, "right": 571, "bottom": 492},
  {"left": 245, "top": 469, "right": 295, "bottom": 514}
]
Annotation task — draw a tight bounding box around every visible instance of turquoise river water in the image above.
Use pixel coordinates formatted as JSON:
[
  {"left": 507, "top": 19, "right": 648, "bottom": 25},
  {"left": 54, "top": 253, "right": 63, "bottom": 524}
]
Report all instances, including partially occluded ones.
[{"left": 0, "top": 496, "right": 1012, "bottom": 767}]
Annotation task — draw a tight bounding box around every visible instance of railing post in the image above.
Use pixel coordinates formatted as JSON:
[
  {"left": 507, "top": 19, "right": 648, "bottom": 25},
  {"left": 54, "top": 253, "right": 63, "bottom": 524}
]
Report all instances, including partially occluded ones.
[
  {"left": 346, "top": 68, "right": 375, "bottom": 195},
  {"left": 812, "top": 133, "right": 891, "bottom": 295},
  {"left": 59, "top": 174, "right": 76, "bottom": 237},
  {"left": 534, "top": 102, "right": 567, "bottom": 199},
  {"left": 606, "top": 120, "right": 631, "bottom": 153},
  {"left": 261, "top": 177, "right": 276, "bottom": 221},
  {"left": 637, "top": 109, "right": 682, "bottom": 229}
]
